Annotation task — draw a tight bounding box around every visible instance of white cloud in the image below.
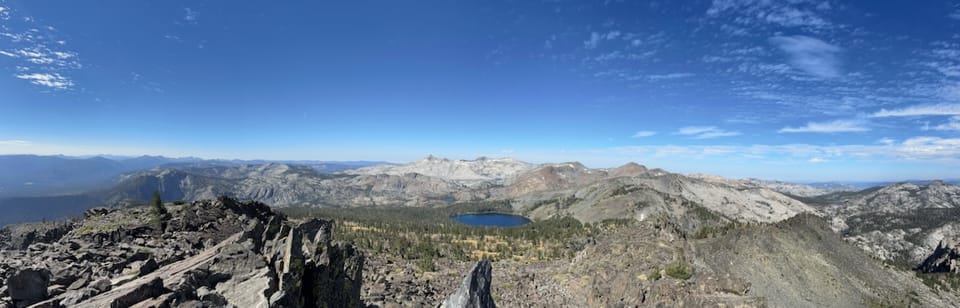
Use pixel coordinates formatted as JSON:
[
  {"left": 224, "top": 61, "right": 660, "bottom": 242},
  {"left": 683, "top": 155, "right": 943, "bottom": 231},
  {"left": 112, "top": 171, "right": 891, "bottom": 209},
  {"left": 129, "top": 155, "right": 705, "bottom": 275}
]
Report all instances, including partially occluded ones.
[
  {"left": 184, "top": 8, "right": 199, "bottom": 22},
  {"left": 610, "top": 136, "right": 960, "bottom": 162},
  {"left": 647, "top": 73, "right": 695, "bottom": 80},
  {"left": 769, "top": 35, "right": 843, "bottom": 79},
  {"left": 676, "top": 126, "right": 741, "bottom": 139},
  {"left": 631, "top": 131, "right": 657, "bottom": 138},
  {"left": 871, "top": 103, "right": 960, "bottom": 117},
  {"left": 0, "top": 50, "right": 16, "bottom": 58},
  {"left": 899, "top": 137, "right": 960, "bottom": 159},
  {"left": 584, "top": 32, "right": 602, "bottom": 49},
  {"left": 950, "top": 10, "right": 960, "bottom": 20},
  {"left": 808, "top": 157, "right": 827, "bottom": 163},
  {"left": 707, "top": 0, "right": 832, "bottom": 29},
  {"left": 15, "top": 73, "right": 73, "bottom": 90},
  {"left": 778, "top": 119, "right": 869, "bottom": 133},
  {"left": 924, "top": 116, "right": 960, "bottom": 131}
]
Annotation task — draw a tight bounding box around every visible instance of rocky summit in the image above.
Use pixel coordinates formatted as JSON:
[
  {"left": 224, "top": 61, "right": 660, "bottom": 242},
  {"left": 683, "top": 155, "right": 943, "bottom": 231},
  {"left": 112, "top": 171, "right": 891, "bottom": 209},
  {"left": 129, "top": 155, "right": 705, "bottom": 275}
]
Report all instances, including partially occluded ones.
[{"left": 0, "top": 197, "right": 373, "bottom": 308}]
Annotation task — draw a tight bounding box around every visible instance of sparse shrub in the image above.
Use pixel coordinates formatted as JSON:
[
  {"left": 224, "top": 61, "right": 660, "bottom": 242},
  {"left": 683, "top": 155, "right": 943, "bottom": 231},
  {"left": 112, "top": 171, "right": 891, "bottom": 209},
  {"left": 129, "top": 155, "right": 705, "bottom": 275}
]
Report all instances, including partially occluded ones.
[
  {"left": 665, "top": 262, "right": 693, "bottom": 280},
  {"left": 416, "top": 255, "right": 436, "bottom": 272},
  {"left": 648, "top": 268, "right": 661, "bottom": 281}
]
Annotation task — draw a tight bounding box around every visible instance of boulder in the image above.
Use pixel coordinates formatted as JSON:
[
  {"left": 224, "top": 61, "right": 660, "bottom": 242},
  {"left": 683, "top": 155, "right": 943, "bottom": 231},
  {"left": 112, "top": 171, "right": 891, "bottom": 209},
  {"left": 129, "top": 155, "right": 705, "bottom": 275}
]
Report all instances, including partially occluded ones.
[
  {"left": 6, "top": 268, "right": 51, "bottom": 308},
  {"left": 138, "top": 258, "right": 158, "bottom": 277},
  {"left": 304, "top": 242, "right": 364, "bottom": 308},
  {"left": 83, "top": 207, "right": 113, "bottom": 218},
  {"left": 109, "top": 277, "right": 164, "bottom": 308},
  {"left": 441, "top": 260, "right": 495, "bottom": 308},
  {"left": 89, "top": 278, "right": 112, "bottom": 293}
]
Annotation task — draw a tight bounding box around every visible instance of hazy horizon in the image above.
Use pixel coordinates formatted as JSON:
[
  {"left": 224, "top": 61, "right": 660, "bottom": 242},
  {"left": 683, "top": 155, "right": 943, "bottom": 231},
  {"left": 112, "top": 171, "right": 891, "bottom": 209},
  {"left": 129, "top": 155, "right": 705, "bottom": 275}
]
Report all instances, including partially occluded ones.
[{"left": 3, "top": 1, "right": 960, "bottom": 182}]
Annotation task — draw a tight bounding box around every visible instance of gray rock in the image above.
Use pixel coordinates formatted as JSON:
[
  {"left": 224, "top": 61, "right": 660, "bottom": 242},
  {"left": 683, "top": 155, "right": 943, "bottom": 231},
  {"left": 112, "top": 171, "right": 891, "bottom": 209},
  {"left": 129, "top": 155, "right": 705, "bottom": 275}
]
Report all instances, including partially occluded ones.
[
  {"left": 441, "top": 260, "right": 495, "bottom": 308},
  {"left": 2, "top": 222, "right": 73, "bottom": 251},
  {"left": 137, "top": 258, "right": 158, "bottom": 277},
  {"left": 109, "top": 277, "right": 163, "bottom": 308},
  {"left": 89, "top": 278, "right": 112, "bottom": 293},
  {"left": 46, "top": 285, "right": 65, "bottom": 298},
  {"left": 6, "top": 268, "right": 51, "bottom": 308},
  {"left": 305, "top": 241, "right": 364, "bottom": 308},
  {"left": 24, "top": 297, "right": 59, "bottom": 308},
  {"left": 59, "top": 288, "right": 99, "bottom": 306},
  {"left": 83, "top": 207, "right": 113, "bottom": 218},
  {"left": 915, "top": 240, "right": 960, "bottom": 273},
  {"left": 66, "top": 277, "right": 89, "bottom": 291}
]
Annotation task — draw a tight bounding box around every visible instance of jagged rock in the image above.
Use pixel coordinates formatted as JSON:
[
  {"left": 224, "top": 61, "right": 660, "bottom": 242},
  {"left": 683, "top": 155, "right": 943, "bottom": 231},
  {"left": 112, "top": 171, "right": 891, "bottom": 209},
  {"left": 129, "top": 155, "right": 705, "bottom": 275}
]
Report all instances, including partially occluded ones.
[
  {"left": 305, "top": 242, "right": 364, "bottom": 308},
  {"left": 66, "top": 277, "right": 88, "bottom": 291},
  {"left": 441, "top": 260, "right": 495, "bottom": 308},
  {"left": 194, "top": 286, "right": 228, "bottom": 306},
  {"left": 6, "top": 268, "right": 51, "bottom": 308},
  {"left": 84, "top": 208, "right": 113, "bottom": 218},
  {"left": 90, "top": 278, "right": 112, "bottom": 293},
  {"left": 138, "top": 258, "right": 158, "bottom": 277},
  {"left": 273, "top": 227, "right": 304, "bottom": 308},
  {"left": 109, "top": 277, "right": 164, "bottom": 308},
  {"left": 208, "top": 238, "right": 276, "bottom": 307},
  {"left": 2, "top": 222, "right": 73, "bottom": 250},
  {"left": 1, "top": 197, "right": 369, "bottom": 308},
  {"left": 46, "top": 285, "right": 65, "bottom": 298},
  {"left": 915, "top": 240, "right": 960, "bottom": 273}
]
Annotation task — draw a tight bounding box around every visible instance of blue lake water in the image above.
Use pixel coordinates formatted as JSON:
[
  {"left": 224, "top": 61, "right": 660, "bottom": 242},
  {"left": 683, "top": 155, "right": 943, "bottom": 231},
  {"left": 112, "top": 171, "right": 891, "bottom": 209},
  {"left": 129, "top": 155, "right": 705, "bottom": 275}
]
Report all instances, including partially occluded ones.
[{"left": 451, "top": 213, "right": 531, "bottom": 227}]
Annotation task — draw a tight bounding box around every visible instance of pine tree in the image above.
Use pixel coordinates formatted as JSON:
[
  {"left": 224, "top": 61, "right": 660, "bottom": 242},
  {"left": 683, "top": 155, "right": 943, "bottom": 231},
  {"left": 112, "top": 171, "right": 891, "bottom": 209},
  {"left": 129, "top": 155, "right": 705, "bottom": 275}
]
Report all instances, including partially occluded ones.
[{"left": 151, "top": 191, "right": 167, "bottom": 217}]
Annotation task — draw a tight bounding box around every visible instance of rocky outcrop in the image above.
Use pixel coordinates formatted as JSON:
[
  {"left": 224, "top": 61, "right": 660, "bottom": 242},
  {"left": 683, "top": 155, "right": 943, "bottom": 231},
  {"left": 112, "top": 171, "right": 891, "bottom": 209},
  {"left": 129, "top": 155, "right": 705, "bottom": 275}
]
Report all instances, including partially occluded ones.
[
  {"left": 441, "top": 260, "right": 495, "bottom": 308},
  {"left": 5, "top": 268, "right": 50, "bottom": 307},
  {"left": 916, "top": 240, "right": 960, "bottom": 273},
  {"left": 0, "top": 197, "right": 364, "bottom": 308},
  {"left": 0, "top": 221, "right": 73, "bottom": 251}
]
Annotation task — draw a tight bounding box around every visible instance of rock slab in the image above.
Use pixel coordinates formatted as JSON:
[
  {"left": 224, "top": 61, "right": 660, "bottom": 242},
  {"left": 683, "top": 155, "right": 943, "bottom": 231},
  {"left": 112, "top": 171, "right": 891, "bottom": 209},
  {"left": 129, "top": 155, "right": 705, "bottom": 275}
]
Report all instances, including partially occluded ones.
[{"left": 441, "top": 259, "right": 495, "bottom": 308}]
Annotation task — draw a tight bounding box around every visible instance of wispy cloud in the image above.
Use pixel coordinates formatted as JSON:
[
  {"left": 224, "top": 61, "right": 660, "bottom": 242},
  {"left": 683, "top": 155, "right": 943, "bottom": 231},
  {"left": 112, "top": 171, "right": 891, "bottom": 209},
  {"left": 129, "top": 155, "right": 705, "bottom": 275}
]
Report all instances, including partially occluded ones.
[
  {"left": 706, "top": 0, "right": 833, "bottom": 29},
  {"left": 676, "top": 126, "right": 741, "bottom": 139},
  {"left": 923, "top": 116, "right": 960, "bottom": 131},
  {"left": 647, "top": 73, "right": 695, "bottom": 81},
  {"left": 15, "top": 73, "right": 74, "bottom": 90},
  {"left": 871, "top": 103, "right": 960, "bottom": 117},
  {"left": 610, "top": 136, "right": 960, "bottom": 162},
  {"left": 583, "top": 30, "right": 623, "bottom": 50},
  {"left": 899, "top": 137, "right": 960, "bottom": 159},
  {"left": 0, "top": 6, "right": 81, "bottom": 91},
  {"left": 950, "top": 10, "right": 960, "bottom": 20},
  {"left": 631, "top": 131, "right": 657, "bottom": 138},
  {"left": 183, "top": 8, "right": 199, "bottom": 23},
  {"left": 778, "top": 119, "right": 869, "bottom": 133},
  {"left": 0, "top": 140, "right": 30, "bottom": 146},
  {"left": 769, "top": 35, "right": 843, "bottom": 79}
]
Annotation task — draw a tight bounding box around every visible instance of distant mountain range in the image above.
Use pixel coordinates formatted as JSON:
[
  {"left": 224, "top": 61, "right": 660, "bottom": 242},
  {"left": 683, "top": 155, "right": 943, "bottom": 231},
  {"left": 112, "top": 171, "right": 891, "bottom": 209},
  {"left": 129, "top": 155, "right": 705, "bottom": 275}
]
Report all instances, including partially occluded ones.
[
  {"left": 801, "top": 181, "right": 960, "bottom": 267},
  {"left": 4, "top": 154, "right": 960, "bottom": 269},
  {"left": 0, "top": 155, "right": 385, "bottom": 226}
]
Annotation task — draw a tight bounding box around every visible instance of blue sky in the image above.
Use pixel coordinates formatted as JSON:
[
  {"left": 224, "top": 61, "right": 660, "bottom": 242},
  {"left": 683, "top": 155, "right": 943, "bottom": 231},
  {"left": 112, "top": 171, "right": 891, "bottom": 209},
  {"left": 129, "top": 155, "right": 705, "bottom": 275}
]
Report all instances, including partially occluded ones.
[{"left": 1, "top": 0, "right": 959, "bottom": 181}]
